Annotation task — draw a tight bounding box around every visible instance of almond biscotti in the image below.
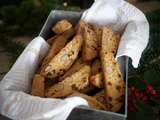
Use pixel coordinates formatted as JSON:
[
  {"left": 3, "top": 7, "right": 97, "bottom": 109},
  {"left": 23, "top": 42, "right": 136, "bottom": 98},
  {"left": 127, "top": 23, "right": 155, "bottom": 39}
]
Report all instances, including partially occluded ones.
[
  {"left": 70, "top": 92, "right": 107, "bottom": 110},
  {"left": 40, "top": 28, "right": 74, "bottom": 75},
  {"left": 59, "top": 58, "right": 86, "bottom": 81},
  {"left": 82, "top": 23, "right": 98, "bottom": 61},
  {"left": 52, "top": 19, "right": 72, "bottom": 34},
  {"left": 45, "top": 65, "right": 91, "bottom": 98},
  {"left": 101, "top": 52, "right": 125, "bottom": 112},
  {"left": 44, "top": 34, "right": 83, "bottom": 79},
  {"left": 92, "top": 25, "right": 102, "bottom": 51},
  {"left": 101, "top": 27, "right": 120, "bottom": 55},
  {"left": 94, "top": 90, "right": 124, "bottom": 112},
  {"left": 31, "top": 74, "right": 45, "bottom": 97},
  {"left": 31, "top": 20, "right": 126, "bottom": 113}
]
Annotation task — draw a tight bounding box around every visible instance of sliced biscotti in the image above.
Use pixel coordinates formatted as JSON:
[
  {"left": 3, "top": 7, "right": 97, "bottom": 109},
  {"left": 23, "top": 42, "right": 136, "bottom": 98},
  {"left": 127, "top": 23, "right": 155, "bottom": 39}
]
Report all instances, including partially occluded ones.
[
  {"left": 47, "top": 35, "right": 59, "bottom": 45},
  {"left": 40, "top": 28, "right": 74, "bottom": 75},
  {"left": 70, "top": 92, "right": 107, "bottom": 110},
  {"left": 101, "top": 27, "right": 120, "bottom": 55},
  {"left": 90, "top": 59, "right": 103, "bottom": 88},
  {"left": 82, "top": 23, "right": 98, "bottom": 61},
  {"left": 94, "top": 90, "right": 123, "bottom": 112},
  {"left": 101, "top": 52, "right": 125, "bottom": 112},
  {"left": 45, "top": 65, "right": 91, "bottom": 98},
  {"left": 92, "top": 25, "right": 102, "bottom": 51},
  {"left": 94, "top": 90, "right": 106, "bottom": 107},
  {"left": 59, "top": 58, "right": 86, "bottom": 81},
  {"left": 77, "top": 21, "right": 86, "bottom": 34},
  {"left": 31, "top": 74, "right": 45, "bottom": 97},
  {"left": 44, "top": 34, "right": 83, "bottom": 79},
  {"left": 52, "top": 19, "right": 72, "bottom": 34}
]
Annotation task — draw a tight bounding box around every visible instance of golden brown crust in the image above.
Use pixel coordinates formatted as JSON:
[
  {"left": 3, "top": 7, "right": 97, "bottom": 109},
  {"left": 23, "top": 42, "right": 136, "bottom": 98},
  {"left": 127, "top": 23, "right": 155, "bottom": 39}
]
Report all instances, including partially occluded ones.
[
  {"left": 94, "top": 90, "right": 123, "bottom": 112},
  {"left": 92, "top": 25, "right": 102, "bottom": 51},
  {"left": 47, "top": 35, "right": 59, "bottom": 45},
  {"left": 82, "top": 23, "right": 98, "bottom": 61},
  {"left": 90, "top": 72, "right": 103, "bottom": 88},
  {"left": 39, "top": 28, "right": 74, "bottom": 75},
  {"left": 59, "top": 58, "right": 86, "bottom": 81},
  {"left": 70, "top": 92, "right": 107, "bottom": 110},
  {"left": 94, "top": 90, "right": 106, "bottom": 106},
  {"left": 101, "top": 52, "right": 125, "bottom": 112},
  {"left": 101, "top": 27, "right": 120, "bottom": 55},
  {"left": 76, "top": 21, "right": 86, "bottom": 34},
  {"left": 44, "top": 34, "right": 83, "bottom": 79},
  {"left": 45, "top": 65, "right": 91, "bottom": 98},
  {"left": 52, "top": 19, "right": 72, "bottom": 34},
  {"left": 31, "top": 74, "right": 45, "bottom": 97}
]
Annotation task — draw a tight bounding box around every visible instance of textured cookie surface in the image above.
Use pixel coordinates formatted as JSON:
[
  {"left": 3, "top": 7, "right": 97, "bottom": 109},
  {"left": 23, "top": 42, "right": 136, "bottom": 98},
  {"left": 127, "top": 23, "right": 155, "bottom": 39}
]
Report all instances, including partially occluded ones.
[
  {"left": 31, "top": 74, "right": 45, "bottom": 97},
  {"left": 44, "top": 34, "right": 82, "bottom": 79},
  {"left": 101, "top": 27, "right": 120, "bottom": 55},
  {"left": 40, "top": 28, "right": 74, "bottom": 75},
  {"left": 52, "top": 19, "right": 72, "bottom": 34},
  {"left": 59, "top": 58, "right": 86, "bottom": 81},
  {"left": 45, "top": 65, "right": 90, "bottom": 98},
  {"left": 92, "top": 25, "right": 102, "bottom": 51},
  {"left": 70, "top": 92, "right": 107, "bottom": 110},
  {"left": 94, "top": 90, "right": 123, "bottom": 112},
  {"left": 101, "top": 52, "right": 125, "bottom": 112},
  {"left": 82, "top": 23, "right": 98, "bottom": 61}
]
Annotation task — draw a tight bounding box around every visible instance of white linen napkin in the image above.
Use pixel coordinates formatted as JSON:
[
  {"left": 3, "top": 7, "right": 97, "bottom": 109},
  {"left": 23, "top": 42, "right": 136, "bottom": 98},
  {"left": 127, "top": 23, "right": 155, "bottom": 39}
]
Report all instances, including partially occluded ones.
[
  {"left": 0, "top": 37, "right": 88, "bottom": 120},
  {"left": 82, "top": 0, "right": 149, "bottom": 68},
  {"left": 0, "top": 0, "right": 149, "bottom": 120}
]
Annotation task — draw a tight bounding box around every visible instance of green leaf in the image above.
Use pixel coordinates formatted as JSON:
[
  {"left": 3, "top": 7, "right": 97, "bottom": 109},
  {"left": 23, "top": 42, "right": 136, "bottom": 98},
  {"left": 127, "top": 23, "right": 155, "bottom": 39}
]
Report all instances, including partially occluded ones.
[
  {"left": 144, "top": 69, "right": 160, "bottom": 89},
  {"left": 128, "top": 75, "right": 145, "bottom": 90}
]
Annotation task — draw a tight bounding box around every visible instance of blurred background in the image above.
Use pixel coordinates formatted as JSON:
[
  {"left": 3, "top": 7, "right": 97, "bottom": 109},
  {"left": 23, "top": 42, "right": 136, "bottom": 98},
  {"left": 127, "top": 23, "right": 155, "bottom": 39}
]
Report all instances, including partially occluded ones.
[{"left": 0, "top": 0, "right": 160, "bottom": 120}]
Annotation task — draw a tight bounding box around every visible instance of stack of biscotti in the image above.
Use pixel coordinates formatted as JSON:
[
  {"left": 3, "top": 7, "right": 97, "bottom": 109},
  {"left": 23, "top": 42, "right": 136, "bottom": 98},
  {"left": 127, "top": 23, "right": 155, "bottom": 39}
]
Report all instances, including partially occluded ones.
[{"left": 31, "top": 20, "right": 125, "bottom": 112}]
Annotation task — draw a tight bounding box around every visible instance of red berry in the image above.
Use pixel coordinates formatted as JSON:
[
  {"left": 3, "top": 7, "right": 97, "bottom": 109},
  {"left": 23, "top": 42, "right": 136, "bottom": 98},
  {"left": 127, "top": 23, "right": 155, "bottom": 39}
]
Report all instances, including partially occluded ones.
[
  {"left": 147, "top": 85, "right": 154, "bottom": 92},
  {"left": 142, "top": 96, "right": 148, "bottom": 102},
  {"left": 151, "top": 90, "right": 157, "bottom": 97},
  {"left": 131, "top": 86, "right": 136, "bottom": 92}
]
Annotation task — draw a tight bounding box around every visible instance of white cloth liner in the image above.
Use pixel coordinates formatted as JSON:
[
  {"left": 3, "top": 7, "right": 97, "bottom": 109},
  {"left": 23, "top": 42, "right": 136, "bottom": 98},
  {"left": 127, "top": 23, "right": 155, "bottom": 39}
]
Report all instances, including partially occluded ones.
[{"left": 0, "top": 0, "right": 149, "bottom": 120}]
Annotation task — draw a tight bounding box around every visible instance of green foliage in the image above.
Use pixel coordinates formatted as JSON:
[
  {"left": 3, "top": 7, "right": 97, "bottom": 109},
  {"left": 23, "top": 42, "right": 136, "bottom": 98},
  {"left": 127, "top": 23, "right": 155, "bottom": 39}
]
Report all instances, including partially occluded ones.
[
  {"left": 0, "top": 35, "right": 25, "bottom": 63},
  {"left": 139, "top": 10, "right": 160, "bottom": 72},
  {"left": 0, "top": 0, "right": 80, "bottom": 36}
]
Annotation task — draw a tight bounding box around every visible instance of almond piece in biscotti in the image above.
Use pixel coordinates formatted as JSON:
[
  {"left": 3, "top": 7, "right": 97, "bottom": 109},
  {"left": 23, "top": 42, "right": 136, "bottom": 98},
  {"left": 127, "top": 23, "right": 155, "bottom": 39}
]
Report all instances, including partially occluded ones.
[
  {"left": 31, "top": 74, "right": 45, "bottom": 97},
  {"left": 82, "top": 23, "right": 98, "bottom": 61},
  {"left": 44, "top": 34, "right": 83, "bottom": 79},
  {"left": 90, "top": 72, "right": 103, "bottom": 88},
  {"left": 39, "top": 28, "right": 74, "bottom": 75},
  {"left": 101, "top": 27, "right": 120, "bottom": 55},
  {"left": 100, "top": 52, "right": 125, "bottom": 112},
  {"left": 59, "top": 58, "right": 86, "bottom": 81},
  {"left": 45, "top": 65, "right": 90, "bottom": 98},
  {"left": 52, "top": 19, "right": 72, "bottom": 34},
  {"left": 70, "top": 92, "right": 107, "bottom": 110}
]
